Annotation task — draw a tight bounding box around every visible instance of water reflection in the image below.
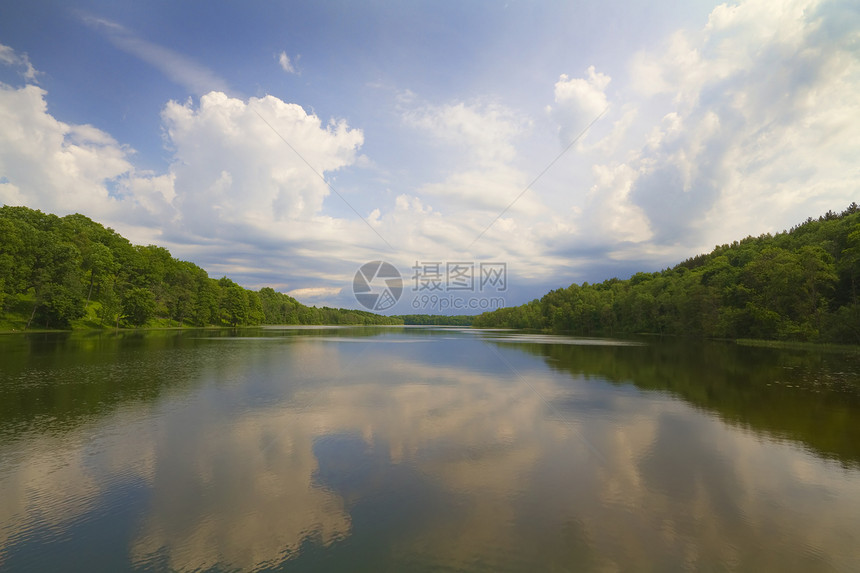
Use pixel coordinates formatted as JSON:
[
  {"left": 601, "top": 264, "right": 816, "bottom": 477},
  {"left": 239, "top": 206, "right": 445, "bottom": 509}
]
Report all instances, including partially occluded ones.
[
  {"left": 0, "top": 329, "right": 859, "bottom": 571},
  {"left": 493, "top": 336, "right": 860, "bottom": 465},
  {"left": 131, "top": 407, "right": 352, "bottom": 570}
]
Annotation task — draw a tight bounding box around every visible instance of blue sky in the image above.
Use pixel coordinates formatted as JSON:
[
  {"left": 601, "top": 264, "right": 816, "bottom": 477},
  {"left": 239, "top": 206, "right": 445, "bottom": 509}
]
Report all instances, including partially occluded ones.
[{"left": 1, "top": 0, "right": 859, "bottom": 312}]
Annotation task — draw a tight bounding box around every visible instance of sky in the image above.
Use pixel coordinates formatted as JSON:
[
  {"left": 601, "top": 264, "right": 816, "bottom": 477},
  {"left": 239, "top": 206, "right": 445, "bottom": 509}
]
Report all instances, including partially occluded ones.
[{"left": 1, "top": 0, "right": 859, "bottom": 313}]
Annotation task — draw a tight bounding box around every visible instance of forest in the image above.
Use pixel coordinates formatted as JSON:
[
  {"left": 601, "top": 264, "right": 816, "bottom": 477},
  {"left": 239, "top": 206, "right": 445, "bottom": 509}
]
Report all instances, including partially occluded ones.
[
  {"left": 473, "top": 204, "right": 860, "bottom": 344},
  {"left": 5, "top": 204, "right": 860, "bottom": 340},
  {"left": 0, "top": 206, "right": 401, "bottom": 329}
]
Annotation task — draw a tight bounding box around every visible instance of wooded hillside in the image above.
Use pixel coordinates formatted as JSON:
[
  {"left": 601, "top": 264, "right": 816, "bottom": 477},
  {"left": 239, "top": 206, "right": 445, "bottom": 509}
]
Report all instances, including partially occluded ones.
[
  {"left": 0, "top": 206, "right": 401, "bottom": 329},
  {"left": 473, "top": 204, "right": 860, "bottom": 343}
]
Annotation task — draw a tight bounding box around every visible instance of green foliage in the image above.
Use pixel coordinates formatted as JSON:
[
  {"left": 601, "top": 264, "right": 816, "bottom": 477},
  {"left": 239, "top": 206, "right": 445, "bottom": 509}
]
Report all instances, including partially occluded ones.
[
  {"left": 97, "top": 281, "right": 121, "bottom": 327},
  {"left": 474, "top": 204, "right": 860, "bottom": 344},
  {"left": 221, "top": 283, "right": 249, "bottom": 327},
  {"left": 0, "top": 206, "right": 402, "bottom": 329},
  {"left": 122, "top": 287, "right": 157, "bottom": 326}
]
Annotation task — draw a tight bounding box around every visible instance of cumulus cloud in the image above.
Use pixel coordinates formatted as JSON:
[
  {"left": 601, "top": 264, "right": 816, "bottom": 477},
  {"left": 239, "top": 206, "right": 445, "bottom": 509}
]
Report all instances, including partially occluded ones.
[
  {"left": 586, "top": 163, "right": 652, "bottom": 243},
  {"left": 580, "top": 0, "right": 860, "bottom": 254},
  {"left": 4, "top": 0, "right": 860, "bottom": 303},
  {"left": 162, "top": 91, "right": 363, "bottom": 231},
  {"left": 0, "top": 80, "right": 379, "bottom": 287},
  {"left": 155, "top": 91, "right": 401, "bottom": 293},
  {"left": 0, "top": 82, "right": 172, "bottom": 242},
  {"left": 1, "top": 41, "right": 540, "bottom": 298},
  {"left": 395, "top": 99, "right": 552, "bottom": 254},
  {"left": 403, "top": 101, "right": 525, "bottom": 166},
  {"left": 548, "top": 65, "right": 611, "bottom": 144}
]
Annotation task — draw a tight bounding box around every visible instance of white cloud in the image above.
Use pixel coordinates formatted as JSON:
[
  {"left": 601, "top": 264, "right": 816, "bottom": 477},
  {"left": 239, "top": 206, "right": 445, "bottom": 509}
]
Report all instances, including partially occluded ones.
[
  {"left": 0, "top": 80, "right": 384, "bottom": 281},
  {"left": 161, "top": 91, "right": 364, "bottom": 235},
  {"left": 4, "top": 0, "right": 860, "bottom": 301},
  {"left": 287, "top": 286, "right": 342, "bottom": 299},
  {"left": 586, "top": 163, "right": 652, "bottom": 243},
  {"left": 277, "top": 51, "right": 296, "bottom": 74},
  {"left": 403, "top": 100, "right": 526, "bottom": 166},
  {"left": 548, "top": 66, "right": 611, "bottom": 144},
  {"left": 0, "top": 83, "right": 171, "bottom": 242},
  {"left": 0, "top": 43, "right": 38, "bottom": 82},
  {"left": 364, "top": 96, "right": 600, "bottom": 287},
  {"left": 578, "top": 0, "right": 860, "bottom": 254},
  {"left": 418, "top": 165, "right": 541, "bottom": 214},
  {"left": 398, "top": 100, "right": 542, "bottom": 231},
  {"left": 83, "top": 16, "right": 228, "bottom": 95}
]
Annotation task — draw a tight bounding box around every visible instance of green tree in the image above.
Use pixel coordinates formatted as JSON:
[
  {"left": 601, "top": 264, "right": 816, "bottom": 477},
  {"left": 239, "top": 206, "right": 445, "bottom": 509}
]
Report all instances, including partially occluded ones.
[
  {"left": 192, "top": 278, "right": 221, "bottom": 325},
  {"left": 98, "top": 280, "right": 122, "bottom": 328},
  {"left": 27, "top": 236, "right": 85, "bottom": 328},
  {"left": 797, "top": 245, "right": 837, "bottom": 333},
  {"left": 81, "top": 242, "right": 117, "bottom": 305},
  {"left": 246, "top": 290, "right": 264, "bottom": 325},
  {"left": 221, "top": 284, "right": 249, "bottom": 326},
  {"left": 0, "top": 217, "right": 32, "bottom": 311},
  {"left": 122, "top": 287, "right": 156, "bottom": 326}
]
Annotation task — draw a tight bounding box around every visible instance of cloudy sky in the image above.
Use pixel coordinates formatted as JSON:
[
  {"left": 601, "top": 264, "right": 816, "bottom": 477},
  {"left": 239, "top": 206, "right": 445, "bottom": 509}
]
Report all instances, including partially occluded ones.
[{"left": 1, "top": 0, "right": 858, "bottom": 312}]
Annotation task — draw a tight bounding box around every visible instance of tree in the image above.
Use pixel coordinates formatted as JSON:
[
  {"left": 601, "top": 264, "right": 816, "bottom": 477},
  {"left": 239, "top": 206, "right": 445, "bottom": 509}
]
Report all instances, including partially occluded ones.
[
  {"left": 221, "top": 284, "right": 249, "bottom": 326},
  {"left": 81, "top": 242, "right": 117, "bottom": 305},
  {"left": 475, "top": 205, "right": 860, "bottom": 342},
  {"left": 797, "top": 245, "right": 837, "bottom": 332},
  {"left": 98, "top": 280, "right": 122, "bottom": 328},
  {"left": 246, "top": 290, "right": 264, "bottom": 325},
  {"left": 122, "top": 287, "right": 156, "bottom": 326},
  {"left": 840, "top": 228, "right": 860, "bottom": 304},
  {"left": 27, "top": 236, "right": 85, "bottom": 329},
  {"left": 0, "top": 217, "right": 32, "bottom": 311},
  {"left": 192, "top": 278, "right": 220, "bottom": 326}
]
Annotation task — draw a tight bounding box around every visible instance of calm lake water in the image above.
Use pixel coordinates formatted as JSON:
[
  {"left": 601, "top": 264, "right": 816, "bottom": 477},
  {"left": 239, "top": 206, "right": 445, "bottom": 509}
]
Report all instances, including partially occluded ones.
[{"left": 1, "top": 326, "right": 860, "bottom": 571}]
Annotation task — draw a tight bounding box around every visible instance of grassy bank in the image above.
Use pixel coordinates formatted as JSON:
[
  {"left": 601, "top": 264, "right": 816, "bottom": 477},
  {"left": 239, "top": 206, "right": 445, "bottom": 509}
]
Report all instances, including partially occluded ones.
[{"left": 735, "top": 338, "right": 860, "bottom": 353}]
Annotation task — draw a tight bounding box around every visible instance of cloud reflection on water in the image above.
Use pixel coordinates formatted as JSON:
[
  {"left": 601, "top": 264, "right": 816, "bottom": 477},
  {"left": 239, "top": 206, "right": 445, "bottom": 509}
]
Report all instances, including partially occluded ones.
[{"left": 0, "top": 331, "right": 858, "bottom": 571}]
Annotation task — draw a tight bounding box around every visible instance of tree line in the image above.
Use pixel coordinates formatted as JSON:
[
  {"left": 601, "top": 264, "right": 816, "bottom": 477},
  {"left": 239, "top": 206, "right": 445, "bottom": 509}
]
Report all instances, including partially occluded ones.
[
  {"left": 474, "top": 204, "right": 860, "bottom": 343},
  {"left": 0, "top": 206, "right": 401, "bottom": 329}
]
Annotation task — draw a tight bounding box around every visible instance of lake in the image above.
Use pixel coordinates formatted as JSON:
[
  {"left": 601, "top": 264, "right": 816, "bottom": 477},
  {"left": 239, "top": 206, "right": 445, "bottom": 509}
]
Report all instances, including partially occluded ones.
[{"left": 1, "top": 326, "right": 859, "bottom": 571}]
